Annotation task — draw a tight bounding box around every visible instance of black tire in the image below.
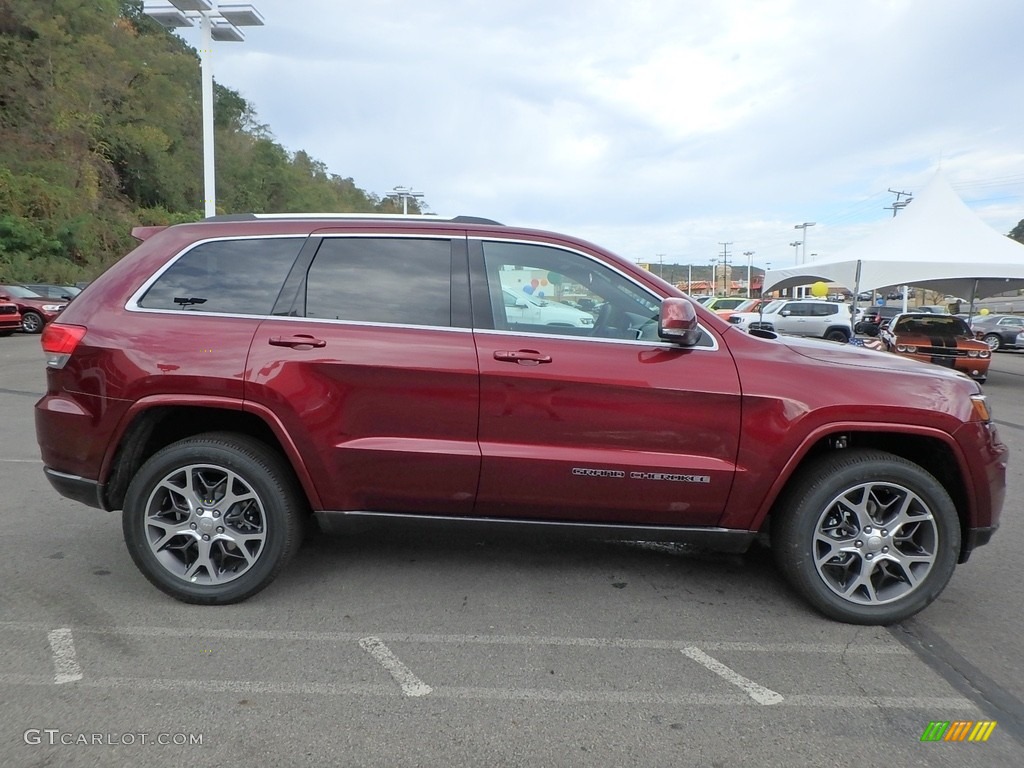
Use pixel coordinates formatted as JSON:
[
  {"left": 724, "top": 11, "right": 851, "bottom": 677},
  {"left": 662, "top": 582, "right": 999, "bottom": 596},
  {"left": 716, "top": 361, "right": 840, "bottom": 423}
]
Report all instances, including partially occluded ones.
[
  {"left": 21, "top": 310, "right": 44, "bottom": 334},
  {"left": 123, "top": 432, "right": 305, "bottom": 605},
  {"left": 771, "top": 449, "right": 960, "bottom": 625},
  {"left": 824, "top": 328, "right": 850, "bottom": 343}
]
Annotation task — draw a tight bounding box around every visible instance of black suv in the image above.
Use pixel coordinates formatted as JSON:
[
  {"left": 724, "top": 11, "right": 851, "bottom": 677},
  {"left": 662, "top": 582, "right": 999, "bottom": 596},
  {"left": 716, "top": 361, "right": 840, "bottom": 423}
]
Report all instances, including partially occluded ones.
[{"left": 854, "top": 305, "right": 900, "bottom": 336}]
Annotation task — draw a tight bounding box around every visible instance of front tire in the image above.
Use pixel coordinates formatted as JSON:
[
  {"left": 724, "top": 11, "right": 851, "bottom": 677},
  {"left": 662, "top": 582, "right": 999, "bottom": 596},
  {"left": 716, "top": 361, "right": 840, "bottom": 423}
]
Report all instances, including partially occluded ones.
[
  {"left": 21, "top": 310, "right": 44, "bottom": 334},
  {"left": 771, "top": 449, "right": 960, "bottom": 624},
  {"left": 824, "top": 328, "right": 851, "bottom": 343},
  {"left": 123, "top": 432, "right": 305, "bottom": 604},
  {"left": 983, "top": 333, "right": 1001, "bottom": 352}
]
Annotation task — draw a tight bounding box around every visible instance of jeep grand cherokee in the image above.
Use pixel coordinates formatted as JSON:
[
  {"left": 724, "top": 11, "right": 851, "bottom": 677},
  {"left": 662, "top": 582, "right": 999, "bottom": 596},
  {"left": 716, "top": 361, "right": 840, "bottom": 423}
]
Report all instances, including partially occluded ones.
[{"left": 34, "top": 214, "right": 1007, "bottom": 624}]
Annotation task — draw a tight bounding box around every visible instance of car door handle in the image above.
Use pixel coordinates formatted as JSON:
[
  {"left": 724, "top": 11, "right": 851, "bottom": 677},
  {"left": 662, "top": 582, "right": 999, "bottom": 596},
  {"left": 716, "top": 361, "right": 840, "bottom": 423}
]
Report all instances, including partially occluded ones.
[
  {"left": 493, "top": 349, "right": 552, "bottom": 365},
  {"left": 269, "top": 334, "right": 327, "bottom": 349}
]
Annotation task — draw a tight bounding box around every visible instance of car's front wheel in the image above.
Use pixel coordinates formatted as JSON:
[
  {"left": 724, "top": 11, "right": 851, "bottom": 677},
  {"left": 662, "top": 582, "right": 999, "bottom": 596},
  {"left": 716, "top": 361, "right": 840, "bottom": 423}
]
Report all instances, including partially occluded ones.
[
  {"left": 824, "top": 328, "right": 851, "bottom": 343},
  {"left": 21, "top": 310, "right": 44, "bottom": 334},
  {"left": 771, "top": 449, "right": 959, "bottom": 624},
  {"left": 123, "top": 432, "right": 305, "bottom": 604},
  {"left": 982, "top": 333, "right": 1001, "bottom": 352}
]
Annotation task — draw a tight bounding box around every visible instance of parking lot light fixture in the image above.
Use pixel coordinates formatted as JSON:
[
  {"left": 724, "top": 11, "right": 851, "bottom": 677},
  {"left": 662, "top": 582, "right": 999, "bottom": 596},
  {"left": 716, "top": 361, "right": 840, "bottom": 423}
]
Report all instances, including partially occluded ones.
[{"left": 142, "top": 2, "right": 265, "bottom": 217}]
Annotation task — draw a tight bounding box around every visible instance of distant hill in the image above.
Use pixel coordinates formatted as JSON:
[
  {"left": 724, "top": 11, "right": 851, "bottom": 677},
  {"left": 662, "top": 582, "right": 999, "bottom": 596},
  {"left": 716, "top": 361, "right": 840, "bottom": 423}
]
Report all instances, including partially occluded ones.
[{"left": 0, "top": 0, "right": 413, "bottom": 282}]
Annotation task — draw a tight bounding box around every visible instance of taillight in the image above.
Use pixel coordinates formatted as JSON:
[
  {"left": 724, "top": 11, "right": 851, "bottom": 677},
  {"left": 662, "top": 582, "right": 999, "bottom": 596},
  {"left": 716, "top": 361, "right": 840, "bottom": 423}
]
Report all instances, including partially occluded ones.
[{"left": 41, "top": 323, "right": 86, "bottom": 369}]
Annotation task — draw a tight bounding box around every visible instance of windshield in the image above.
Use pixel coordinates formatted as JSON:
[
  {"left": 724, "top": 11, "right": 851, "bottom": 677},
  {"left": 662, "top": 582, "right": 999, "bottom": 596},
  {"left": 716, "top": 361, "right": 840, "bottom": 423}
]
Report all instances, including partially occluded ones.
[
  {"left": 1, "top": 285, "right": 41, "bottom": 298},
  {"left": 761, "top": 300, "right": 785, "bottom": 314}
]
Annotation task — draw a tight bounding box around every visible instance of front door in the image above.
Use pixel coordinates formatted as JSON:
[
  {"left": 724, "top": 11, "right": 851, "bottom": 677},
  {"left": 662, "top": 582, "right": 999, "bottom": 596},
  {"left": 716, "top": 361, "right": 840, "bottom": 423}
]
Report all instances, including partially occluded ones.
[{"left": 471, "top": 239, "right": 741, "bottom": 527}]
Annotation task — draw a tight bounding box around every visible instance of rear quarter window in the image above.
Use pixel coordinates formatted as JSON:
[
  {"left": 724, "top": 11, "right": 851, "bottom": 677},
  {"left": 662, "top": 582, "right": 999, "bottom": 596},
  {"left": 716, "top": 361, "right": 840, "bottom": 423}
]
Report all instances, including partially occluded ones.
[{"left": 139, "top": 237, "right": 303, "bottom": 315}]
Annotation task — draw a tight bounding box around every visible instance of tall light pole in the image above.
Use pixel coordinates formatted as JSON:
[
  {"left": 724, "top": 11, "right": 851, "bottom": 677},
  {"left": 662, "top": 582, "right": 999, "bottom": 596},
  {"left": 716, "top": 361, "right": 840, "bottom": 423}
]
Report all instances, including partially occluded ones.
[
  {"left": 143, "top": 2, "right": 265, "bottom": 218},
  {"left": 709, "top": 258, "right": 718, "bottom": 296},
  {"left": 687, "top": 264, "right": 692, "bottom": 293},
  {"left": 389, "top": 185, "right": 424, "bottom": 214},
  {"left": 789, "top": 242, "right": 801, "bottom": 298},
  {"left": 743, "top": 251, "right": 754, "bottom": 298},
  {"left": 794, "top": 222, "right": 815, "bottom": 298},
  {"left": 765, "top": 262, "right": 771, "bottom": 297}
]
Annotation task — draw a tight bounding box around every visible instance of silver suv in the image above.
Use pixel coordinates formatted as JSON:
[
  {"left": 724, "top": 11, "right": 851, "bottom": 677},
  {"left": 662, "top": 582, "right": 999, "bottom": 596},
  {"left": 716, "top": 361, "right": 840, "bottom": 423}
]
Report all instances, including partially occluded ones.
[{"left": 729, "top": 298, "right": 852, "bottom": 342}]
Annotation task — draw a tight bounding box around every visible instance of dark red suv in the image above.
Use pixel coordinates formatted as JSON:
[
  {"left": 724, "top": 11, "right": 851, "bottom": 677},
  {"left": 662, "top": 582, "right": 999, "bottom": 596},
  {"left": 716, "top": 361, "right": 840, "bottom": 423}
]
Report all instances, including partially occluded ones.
[{"left": 34, "top": 215, "right": 1008, "bottom": 624}]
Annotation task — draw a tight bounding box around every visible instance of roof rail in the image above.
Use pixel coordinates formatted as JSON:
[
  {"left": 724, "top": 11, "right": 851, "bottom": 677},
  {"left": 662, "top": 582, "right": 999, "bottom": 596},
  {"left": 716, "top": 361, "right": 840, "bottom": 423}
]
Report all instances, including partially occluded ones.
[{"left": 203, "top": 213, "right": 503, "bottom": 225}]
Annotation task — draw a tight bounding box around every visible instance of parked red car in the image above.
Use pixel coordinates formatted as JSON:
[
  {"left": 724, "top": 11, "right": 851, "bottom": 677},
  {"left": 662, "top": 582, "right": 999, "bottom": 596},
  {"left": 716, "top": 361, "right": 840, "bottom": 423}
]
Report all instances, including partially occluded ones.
[
  {"left": 0, "top": 292, "right": 22, "bottom": 336},
  {"left": 34, "top": 215, "right": 1007, "bottom": 624},
  {"left": 0, "top": 284, "right": 67, "bottom": 333}
]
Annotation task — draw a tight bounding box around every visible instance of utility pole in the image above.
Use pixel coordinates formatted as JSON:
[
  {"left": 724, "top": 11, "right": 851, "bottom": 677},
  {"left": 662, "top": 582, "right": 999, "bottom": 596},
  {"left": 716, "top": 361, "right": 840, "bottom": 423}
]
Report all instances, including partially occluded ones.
[
  {"left": 743, "top": 251, "right": 755, "bottom": 299},
  {"left": 794, "top": 222, "right": 815, "bottom": 298},
  {"left": 789, "top": 242, "right": 801, "bottom": 298},
  {"left": 390, "top": 185, "right": 424, "bottom": 214},
  {"left": 709, "top": 258, "right": 718, "bottom": 296},
  {"left": 885, "top": 188, "right": 913, "bottom": 217},
  {"left": 718, "top": 242, "right": 733, "bottom": 296}
]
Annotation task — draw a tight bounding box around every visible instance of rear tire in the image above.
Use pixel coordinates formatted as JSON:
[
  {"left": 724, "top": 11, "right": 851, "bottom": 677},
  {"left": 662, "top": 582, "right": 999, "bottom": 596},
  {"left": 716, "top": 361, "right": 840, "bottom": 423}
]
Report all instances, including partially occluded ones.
[
  {"left": 771, "top": 449, "right": 959, "bottom": 624},
  {"left": 824, "top": 328, "right": 851, "bottom": 343},
  {"left": 123, "top": 432, "right": 305, "bottom": 604}
]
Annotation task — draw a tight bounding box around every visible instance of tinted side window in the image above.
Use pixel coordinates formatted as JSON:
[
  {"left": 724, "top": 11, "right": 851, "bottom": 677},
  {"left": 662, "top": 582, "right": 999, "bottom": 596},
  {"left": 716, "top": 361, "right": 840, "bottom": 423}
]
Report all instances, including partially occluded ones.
[
  {"left": 304, "top": 237, "right": 451, "bottom": 327},
  {"left": 783, "top": 303, "right": 809, "bottom": 316},
  {"left": 479, "top": 240, "right": 717, "bottom": 346},
  {"left": 139, "top": 237, "right": 302, "bottom": 315},
  {"left": 810, "top": 304, "right": 839, "bottom": 316}
]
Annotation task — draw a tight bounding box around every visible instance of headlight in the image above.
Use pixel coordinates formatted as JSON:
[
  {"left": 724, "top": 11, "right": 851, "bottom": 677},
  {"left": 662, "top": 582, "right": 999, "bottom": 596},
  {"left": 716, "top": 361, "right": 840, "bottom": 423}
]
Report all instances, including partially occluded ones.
[
  {"left": 896, "top": 344, "right": 917, "bottom": 353},
  {"left": 967, "top": 349, "right": 979, "bottom": 358},
  {"left": 579, "top": 317, "right": 594, "bottom": 326},
  {"left": 980, "top": 349, "right": 991, "bottom": 359},
  {"left": 42, "top": 304, "right": 63, "bottom": 312}
]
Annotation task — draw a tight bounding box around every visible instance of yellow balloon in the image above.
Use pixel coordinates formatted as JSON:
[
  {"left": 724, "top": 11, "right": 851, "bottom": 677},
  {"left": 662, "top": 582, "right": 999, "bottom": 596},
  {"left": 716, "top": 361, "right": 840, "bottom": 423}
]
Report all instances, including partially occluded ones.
[
  {"left": 810, "top": 281, "right": 828, "bottom": 298},
  {"left": 979, "top": 308, "right": 989, "bottom": 315}
]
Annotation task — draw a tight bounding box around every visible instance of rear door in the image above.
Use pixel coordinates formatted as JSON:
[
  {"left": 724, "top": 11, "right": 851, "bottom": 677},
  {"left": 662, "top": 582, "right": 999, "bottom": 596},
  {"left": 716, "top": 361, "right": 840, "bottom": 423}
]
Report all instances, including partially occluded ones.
[
  {"left": 245, "top": 231, "right": 480, "bottom": 514},
  {"left": 470, "top": 237, "right": 741, "bottom": 527}
]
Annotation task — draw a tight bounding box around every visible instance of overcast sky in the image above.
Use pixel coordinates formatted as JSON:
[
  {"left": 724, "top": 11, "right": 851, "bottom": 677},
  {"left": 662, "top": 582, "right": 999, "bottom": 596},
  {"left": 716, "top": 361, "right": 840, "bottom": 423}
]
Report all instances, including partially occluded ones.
[{"left": 195, "top": 0, "right": 1024, "bottom": 271}]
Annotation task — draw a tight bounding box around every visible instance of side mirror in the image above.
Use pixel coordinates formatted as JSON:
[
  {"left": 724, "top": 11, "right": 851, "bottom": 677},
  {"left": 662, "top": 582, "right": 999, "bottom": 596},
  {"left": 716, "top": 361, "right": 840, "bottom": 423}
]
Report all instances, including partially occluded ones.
[
  {"left": 658, "top": 298, "right": 702, "bottom": 346},
  {"left": 780, "top": 310, "right": 791, "bottom": 317}
]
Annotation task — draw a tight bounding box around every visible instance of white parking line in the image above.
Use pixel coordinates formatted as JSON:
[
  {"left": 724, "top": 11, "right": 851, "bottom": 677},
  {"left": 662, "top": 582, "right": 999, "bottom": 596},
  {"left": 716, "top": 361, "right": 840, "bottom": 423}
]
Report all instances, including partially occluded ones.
[
  {"left": 47, "top": 628, "right": 83, "bottom": 684},
  {"left": 359, "top": 636, "right": 432, "bottom": 697},
  {"left": 681, "top": 646, "right": 783, "bottom": 705},
  {"left": 0, "top": 622, "right": 913, "bottom": 655},
  {"left": 0, "top": 675, "right": 979, "bottom": 711}
]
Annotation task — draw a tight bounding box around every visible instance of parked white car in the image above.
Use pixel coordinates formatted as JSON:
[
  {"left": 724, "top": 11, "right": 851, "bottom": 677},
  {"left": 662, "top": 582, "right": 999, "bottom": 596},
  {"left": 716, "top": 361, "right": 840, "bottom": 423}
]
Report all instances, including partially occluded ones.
[
  {"left": 502, "top": 288, "right": 595, "bottom": 328},
  {"left": 729, "top": 299, "right": 853, "bottom": 342}
]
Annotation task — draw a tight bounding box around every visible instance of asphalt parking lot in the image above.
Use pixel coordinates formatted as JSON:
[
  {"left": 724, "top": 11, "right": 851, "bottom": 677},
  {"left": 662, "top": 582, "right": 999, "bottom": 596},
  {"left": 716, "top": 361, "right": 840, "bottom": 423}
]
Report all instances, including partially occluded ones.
[{"left": 2, "top": 331, "right": 1022, "bottom": 767}]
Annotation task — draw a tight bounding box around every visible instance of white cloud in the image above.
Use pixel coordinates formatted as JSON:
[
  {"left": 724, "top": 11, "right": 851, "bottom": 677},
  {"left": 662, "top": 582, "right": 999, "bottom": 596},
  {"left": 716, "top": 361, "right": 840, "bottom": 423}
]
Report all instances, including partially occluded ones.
[{"left": 196, "top": 0, "right": 1024, "bottom": 269}]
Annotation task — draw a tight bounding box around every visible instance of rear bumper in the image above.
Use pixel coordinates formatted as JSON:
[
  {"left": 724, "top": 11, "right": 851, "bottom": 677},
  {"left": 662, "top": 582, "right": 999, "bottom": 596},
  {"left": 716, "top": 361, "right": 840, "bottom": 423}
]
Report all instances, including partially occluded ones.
[{"left": 42, "top": 467, "right": 107, "bottom": 510}]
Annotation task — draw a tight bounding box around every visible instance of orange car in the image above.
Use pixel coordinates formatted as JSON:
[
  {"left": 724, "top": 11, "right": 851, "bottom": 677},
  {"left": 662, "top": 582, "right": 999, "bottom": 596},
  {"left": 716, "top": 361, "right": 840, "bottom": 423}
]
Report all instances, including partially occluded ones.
[
  {"left": 715, "top": 298, "right": 764, "bottom": 322},
  {"left": 0, "top": 292, "right": 23, "bottom": 336},
  {"left": 880, "top": 312, "right": 991, "bottom": 383}
]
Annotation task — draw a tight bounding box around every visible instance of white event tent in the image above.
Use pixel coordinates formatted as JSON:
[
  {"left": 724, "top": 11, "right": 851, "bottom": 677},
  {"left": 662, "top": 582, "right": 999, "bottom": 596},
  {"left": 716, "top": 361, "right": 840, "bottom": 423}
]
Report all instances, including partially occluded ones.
[{"left": 763, "top": 173, "right": 1024, "bottom": 305}]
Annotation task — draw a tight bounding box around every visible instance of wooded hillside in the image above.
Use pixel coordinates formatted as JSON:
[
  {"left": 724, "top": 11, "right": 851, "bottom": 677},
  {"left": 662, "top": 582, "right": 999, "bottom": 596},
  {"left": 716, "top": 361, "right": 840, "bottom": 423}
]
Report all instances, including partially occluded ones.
[{"left": 0, "top": 0, "right": 414, "bottom": 283}]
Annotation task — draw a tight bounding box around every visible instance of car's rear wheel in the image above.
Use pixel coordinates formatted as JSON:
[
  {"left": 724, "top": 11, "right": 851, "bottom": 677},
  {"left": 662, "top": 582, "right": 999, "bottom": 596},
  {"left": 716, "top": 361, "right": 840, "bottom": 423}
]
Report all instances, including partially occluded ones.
[
  {"left": 21, "top": 310, "right": 43, "bottom": 334},
  {"left": 123, "top": 432, "right": 305, "bottom": 604},
  {"left": 824, "top": 328, "right": 851, "bottom": 343},
  {"left": 771, "top": 449, "right": 959, "bottom": 625},
  {"left": 983, "top": 333, "right": 1001, "bottom": 351}
]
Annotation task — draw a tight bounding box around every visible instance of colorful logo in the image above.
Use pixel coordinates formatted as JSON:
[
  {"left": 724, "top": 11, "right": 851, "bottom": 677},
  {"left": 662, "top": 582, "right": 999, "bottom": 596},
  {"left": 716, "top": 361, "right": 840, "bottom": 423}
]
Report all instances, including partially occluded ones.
[{"left": 920, "top": 721, "right": 997, "bottom": 742}]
